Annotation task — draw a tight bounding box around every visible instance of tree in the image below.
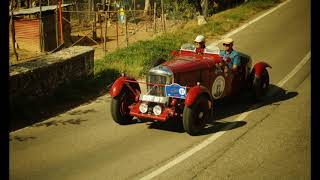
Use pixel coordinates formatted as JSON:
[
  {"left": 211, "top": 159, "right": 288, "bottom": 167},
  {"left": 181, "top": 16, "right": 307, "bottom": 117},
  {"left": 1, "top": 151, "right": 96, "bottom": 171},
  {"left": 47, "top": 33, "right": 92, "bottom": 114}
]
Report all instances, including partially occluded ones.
[
  {"left": 188, "top": 0, "right": 208, "bottom": 16},
  {"left": 144, "top": 0, "right": 151, "bottom": 16}
]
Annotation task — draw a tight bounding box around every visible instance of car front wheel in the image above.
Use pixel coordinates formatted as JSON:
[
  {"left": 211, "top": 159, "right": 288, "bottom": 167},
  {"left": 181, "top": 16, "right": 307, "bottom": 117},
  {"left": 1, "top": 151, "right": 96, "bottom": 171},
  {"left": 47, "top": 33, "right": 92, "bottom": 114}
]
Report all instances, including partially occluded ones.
[
  {"left": 183, "top": 94, "right": 210, "bottom": 136},
  {"left": 111, "top": 89, "right": 134, "bottom": 125}
]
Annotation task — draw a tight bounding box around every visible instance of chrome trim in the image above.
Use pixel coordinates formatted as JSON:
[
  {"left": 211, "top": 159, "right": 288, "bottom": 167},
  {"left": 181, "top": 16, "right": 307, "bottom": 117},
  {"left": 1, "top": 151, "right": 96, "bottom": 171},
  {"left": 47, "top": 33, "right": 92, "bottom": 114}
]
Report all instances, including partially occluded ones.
[
  {"left": 149, "top": 65, "right": 173, "bottom": 77},
  {"left": 147, "top": 65, "right": 173, "bottom": 96}
]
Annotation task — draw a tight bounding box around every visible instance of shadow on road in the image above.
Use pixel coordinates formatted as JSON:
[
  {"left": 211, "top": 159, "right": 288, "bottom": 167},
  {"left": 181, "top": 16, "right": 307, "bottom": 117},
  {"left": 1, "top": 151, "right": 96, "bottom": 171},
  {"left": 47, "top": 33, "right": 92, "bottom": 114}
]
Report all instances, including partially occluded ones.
[
  {"left": 10, "top": 135, "right": 36, "bottom": 142},
  {"left": 145, "top": 84, "right": 298, "bottom": 135},
  {"left": 213, "top": 84, "right": 298, "bottom": 121},
  {"left": 199, "top": 121, "right": 247, "bottom": 136},
  {"left": 31, "top": 118, "right": 88, "bottom": 128}
]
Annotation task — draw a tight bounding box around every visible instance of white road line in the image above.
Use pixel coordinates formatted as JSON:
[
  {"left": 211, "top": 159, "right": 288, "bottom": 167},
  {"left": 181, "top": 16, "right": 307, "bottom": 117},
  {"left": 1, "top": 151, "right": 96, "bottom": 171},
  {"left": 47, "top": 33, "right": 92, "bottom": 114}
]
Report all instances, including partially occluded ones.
[
  {"left": 210, "top": 0, "right": 292, "bottom": 46},
  {"left": 139, "top": 51, "right": 310, "bottom": 180},
  {"left": 276, "top": 52, "right": 310, "bottom": 87}
]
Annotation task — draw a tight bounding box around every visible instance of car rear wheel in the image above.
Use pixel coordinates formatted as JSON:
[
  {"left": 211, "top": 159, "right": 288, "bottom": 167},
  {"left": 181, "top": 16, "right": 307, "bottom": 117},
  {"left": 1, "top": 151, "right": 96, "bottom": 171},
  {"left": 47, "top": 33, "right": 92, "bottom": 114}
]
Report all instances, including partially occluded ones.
[
  {"left": 252, "top": 69, "right": 269, "bottom": 100},
  {"left": 183, "top": 94, "right": 210, "bottom": 136},
  {"left": 111, "top": 88, "right": 134, "bottom": 125}
]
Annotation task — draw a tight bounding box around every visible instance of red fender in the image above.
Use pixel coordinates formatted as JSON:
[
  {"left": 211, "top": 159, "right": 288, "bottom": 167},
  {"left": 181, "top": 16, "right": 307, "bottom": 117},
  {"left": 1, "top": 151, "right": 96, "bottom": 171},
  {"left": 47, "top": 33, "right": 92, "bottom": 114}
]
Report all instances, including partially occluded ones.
[
  {"left": 253, "top": 62, "right": 272, "bottom": 78},
  {"left": 185, "top": 85, "right": 212, "bottom": 107},
  {"left": 110, "top": 76, "right": 140, "bottom": 97}
]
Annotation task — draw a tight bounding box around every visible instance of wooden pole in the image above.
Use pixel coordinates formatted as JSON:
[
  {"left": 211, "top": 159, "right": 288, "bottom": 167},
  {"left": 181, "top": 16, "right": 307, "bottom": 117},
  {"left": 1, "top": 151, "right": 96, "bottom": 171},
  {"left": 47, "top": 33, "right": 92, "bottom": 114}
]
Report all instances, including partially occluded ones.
[
  {"left": 76, "top": 0, "right": 80, "bottom": 25},
  {"left": 161, "top": 0, "right": 166, "bottom": 33},
  {"left": 39, "top": 0, "right": 43, "bottom": 52},
  {"left": 116, "top": 20, "right": 119, "bottom": 48},
  {"left": 10, "top": 2, "right": 18, "bottom": 61},
  {"left": 58, "top": 0, "right": 64, "bottom": 43},
  {"left": 104, "top": 12, "right": 108, "bottom": 56},
  {"left": 99, "top": 13, "right": 102, "bottom": 42},
  {"left": 125, "top": 16, "right": 128, "bottom": 48},
  {"left": 107, "top": 0, "right": 111, "bottom": 18},
  {"left": 92, "top": 11, "right": 97, "bottom": 39},
  {"left": 153, "top": 2, "right": 156, "bottom": 33},
  {"left": 56, "top": 6, "right": 59, "bottom": 47},
  {"left": 132, "top": 0, "right": 136, "bottom": 24},
  {"left": 88, "top": 0, "right": 91, "bottom": 23}
]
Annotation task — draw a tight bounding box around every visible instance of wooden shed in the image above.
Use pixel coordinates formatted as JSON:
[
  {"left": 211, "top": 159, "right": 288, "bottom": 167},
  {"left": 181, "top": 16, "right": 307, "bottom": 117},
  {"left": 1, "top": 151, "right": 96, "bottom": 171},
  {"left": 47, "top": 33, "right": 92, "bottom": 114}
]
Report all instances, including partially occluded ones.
[{"left": 11, "top": 4, "right": 73, "bottom": 52}]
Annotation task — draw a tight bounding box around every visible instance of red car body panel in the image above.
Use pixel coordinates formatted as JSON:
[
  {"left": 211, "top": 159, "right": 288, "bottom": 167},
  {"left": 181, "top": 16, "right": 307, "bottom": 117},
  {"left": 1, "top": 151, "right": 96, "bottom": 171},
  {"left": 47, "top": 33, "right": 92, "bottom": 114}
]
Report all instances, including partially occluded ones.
[
  {"left": 110, "top": 76, "right": 128, "bottom": 97},
  {"left": 129, "top": 102, "right": 175, "bottom": 122},
  {"left": 253, "top": 62, "right": 272, "bottom": 78},
  {"left": 185, "top": 85, "right": 212, "bottom": 107},
  {"left": 110, "top": 76, "right": 140, "bottom": 97}
]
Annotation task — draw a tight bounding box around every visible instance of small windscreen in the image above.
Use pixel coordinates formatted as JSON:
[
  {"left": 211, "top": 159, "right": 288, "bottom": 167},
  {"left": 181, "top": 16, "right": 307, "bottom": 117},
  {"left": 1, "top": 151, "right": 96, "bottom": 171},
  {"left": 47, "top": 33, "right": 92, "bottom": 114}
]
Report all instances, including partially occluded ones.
[
  {"left": 180, "top": 43, "right": 196, "bottom": 52},
  {"left": 204, "top": 44, "right": 220, "bottom": 54}
]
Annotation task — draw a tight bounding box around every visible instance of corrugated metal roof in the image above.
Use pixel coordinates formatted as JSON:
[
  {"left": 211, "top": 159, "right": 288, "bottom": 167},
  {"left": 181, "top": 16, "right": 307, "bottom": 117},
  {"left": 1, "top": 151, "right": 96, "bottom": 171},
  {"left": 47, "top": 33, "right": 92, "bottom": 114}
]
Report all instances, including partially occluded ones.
[{"left": 11, "top": 4, "right": 73, "bottom": 16}]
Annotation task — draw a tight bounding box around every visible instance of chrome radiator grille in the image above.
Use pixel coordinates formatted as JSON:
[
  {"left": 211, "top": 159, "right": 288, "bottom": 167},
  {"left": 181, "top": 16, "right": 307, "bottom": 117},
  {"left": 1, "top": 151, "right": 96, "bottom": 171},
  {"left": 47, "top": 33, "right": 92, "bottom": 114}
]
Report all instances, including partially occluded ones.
[{"left": 147, "top": 74, "right": 167, "bottom": 96}]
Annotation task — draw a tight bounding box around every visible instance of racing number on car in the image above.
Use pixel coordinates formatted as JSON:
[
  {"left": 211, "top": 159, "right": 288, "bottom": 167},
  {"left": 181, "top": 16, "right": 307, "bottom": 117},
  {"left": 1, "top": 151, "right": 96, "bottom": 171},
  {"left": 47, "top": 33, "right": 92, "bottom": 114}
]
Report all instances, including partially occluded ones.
[{"left": 212, "top": 75, "right": 225, "bottom": 99}]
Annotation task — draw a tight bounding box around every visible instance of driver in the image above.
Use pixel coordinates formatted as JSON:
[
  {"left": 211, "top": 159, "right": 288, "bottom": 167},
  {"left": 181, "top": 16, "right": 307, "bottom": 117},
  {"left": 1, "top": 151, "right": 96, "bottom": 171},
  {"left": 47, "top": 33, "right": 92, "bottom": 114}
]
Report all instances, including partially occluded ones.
[
  {"left": 194, "top": 35, "right": 206, "bottom": 55},
  {"left": 219, "top": 38, "right": 241, "bottom": 73}
]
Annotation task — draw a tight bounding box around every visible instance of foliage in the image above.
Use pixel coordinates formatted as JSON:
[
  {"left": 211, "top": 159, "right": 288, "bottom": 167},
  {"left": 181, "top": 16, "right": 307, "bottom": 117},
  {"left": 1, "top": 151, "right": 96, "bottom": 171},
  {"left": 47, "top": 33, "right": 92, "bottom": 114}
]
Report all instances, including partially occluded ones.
[{"left": 164, "top": 0, "right": 198, "bottom": 20}]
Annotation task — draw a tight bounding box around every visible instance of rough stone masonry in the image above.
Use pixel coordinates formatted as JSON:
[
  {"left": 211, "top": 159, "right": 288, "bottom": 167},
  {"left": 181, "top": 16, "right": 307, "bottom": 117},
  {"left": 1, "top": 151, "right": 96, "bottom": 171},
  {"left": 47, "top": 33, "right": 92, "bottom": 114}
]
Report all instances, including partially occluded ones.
[{"left": 9, "top": 46, "right": 95, "bottom": 100}]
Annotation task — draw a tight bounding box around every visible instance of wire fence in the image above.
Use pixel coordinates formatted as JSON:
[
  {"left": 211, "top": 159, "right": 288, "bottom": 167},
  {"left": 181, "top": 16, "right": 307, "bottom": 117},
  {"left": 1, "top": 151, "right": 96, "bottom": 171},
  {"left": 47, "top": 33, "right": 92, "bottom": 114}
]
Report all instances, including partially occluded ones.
[{"left": 9, "top": 1, "right": 170, "bottom": 64}]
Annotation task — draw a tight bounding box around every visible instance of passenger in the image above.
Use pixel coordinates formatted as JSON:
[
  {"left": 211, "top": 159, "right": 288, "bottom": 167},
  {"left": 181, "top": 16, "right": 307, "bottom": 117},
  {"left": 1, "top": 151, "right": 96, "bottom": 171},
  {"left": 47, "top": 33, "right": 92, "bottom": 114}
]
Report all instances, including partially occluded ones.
[
  {"left": 194, "top": 35, "right": 206, "bottom": 55},
  {"left": 219, "top": 38, "right": 241, "bottom": 73}
]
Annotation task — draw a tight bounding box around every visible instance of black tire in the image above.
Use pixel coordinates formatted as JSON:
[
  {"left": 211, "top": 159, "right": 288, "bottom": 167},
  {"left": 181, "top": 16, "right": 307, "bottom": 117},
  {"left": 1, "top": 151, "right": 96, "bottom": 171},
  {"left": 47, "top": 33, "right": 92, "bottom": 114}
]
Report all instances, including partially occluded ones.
[
  {"left": 151, "top": 58, "right": 166, "bottom": 68},
  {"left": 252, "top": 69, "right": 269, "bottom": 100},
  {"left": 183, "top": 94, "right": 210, "bottom": 136},
  {"left": 111, "top": 89, "right": 134, "bottom": 125}
]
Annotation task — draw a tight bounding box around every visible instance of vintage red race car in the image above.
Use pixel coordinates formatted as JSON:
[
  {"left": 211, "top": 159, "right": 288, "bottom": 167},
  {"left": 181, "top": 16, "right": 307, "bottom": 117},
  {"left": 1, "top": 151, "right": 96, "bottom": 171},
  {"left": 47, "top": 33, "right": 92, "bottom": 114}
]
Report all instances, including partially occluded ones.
[{"left": 109, "top": 43, "right": 271, "bottom": 135}]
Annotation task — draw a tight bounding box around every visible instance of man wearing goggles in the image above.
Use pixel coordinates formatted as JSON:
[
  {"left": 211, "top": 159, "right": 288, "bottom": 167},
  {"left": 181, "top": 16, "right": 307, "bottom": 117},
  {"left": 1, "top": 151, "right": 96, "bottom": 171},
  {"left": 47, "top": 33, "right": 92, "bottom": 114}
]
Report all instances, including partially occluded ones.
[{"left": 219, "top": 38, "right": 241, "bottom": 73}]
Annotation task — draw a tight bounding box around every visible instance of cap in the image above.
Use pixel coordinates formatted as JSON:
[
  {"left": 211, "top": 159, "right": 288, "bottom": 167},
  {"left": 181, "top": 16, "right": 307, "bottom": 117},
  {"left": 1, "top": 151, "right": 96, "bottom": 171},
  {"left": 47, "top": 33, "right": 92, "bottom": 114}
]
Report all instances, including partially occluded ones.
[
  {"left": 194, "top": 35, "right": 205, "bottom": 43},
  {"left": 222, "top": 37, "right": 234, "bottom": 44}
]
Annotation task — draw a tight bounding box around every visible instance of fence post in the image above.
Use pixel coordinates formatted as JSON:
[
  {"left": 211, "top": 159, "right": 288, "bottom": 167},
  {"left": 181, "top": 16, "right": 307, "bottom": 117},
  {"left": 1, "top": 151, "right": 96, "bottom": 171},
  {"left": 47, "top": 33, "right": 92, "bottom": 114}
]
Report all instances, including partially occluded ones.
[
  {"left": 55, "top": 6, "right": 59, "bottom": 47},
  {"left": 153, "top": 2, "right": 156, "bottom": 33},
  {"left": 161, "top": 0, "right": 166, "bottom": 33},
  {"left": 99, "top": 13, "right": 103, "bottom": 42},
  {"left": 39, "top": 0, "right": 43, "bottom": 52},
  {"left": 10, "top": 4, "right": 18, "bottom": 61},
  {"left": 132, "top": 0, "right": 136, "bottom": 24},
  {"left": 116, "top": 19, "right": 119, "bottom": 48},
  {"left": 76, "top": 0, "right": 80, "bottom": 25},
  {"left": 92, "top": 12, "right": 97, "bottom": 40},
  {"left": 104, "top": 12, "right": 108, "bottom": 56},
  {"left": 125, "top": 16, "right": 128, "bottom": 48},
  {"left": 58, "top": 0, "right": 64, "bottom": 43}
]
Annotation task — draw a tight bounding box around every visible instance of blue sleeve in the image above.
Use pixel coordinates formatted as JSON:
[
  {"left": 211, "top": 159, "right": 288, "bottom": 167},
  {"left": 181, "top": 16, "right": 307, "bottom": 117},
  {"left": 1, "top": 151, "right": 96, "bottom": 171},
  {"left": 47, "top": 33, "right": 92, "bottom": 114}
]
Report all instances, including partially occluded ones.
[
  {"left": 219, "top": 50, "right": 225, "bottom": 57},
  {"left": 233, "top": 54, "right": 241, "bottom": 66}
]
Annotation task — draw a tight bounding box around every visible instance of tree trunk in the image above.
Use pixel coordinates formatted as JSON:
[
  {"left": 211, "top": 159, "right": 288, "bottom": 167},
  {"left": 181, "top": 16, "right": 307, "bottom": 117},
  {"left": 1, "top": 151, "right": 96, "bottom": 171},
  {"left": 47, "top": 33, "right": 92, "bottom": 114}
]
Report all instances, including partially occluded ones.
[
  {"left": 143, "top": 0, "right": 151, "bottom": 16},
  {"left": 194, "top": 0, "right": 203, "bottom": 15},
  {"left": 202, "top": 0, "right": 208, "bottom": 17}
]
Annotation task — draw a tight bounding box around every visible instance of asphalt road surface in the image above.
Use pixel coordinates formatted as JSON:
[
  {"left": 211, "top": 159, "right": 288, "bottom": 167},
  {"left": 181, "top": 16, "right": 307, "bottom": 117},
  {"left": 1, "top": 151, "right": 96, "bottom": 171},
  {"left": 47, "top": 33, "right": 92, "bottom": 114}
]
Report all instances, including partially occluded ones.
[{"left": 10, "top": 0, "right": 310, "bottom": 179}]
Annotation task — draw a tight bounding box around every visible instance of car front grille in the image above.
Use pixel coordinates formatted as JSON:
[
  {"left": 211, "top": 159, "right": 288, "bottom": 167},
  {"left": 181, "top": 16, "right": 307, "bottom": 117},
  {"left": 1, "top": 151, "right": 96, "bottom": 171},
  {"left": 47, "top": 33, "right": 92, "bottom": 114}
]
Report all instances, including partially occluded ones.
[{"left": 147, "top": 74, "right": 168, "bottom": 96}]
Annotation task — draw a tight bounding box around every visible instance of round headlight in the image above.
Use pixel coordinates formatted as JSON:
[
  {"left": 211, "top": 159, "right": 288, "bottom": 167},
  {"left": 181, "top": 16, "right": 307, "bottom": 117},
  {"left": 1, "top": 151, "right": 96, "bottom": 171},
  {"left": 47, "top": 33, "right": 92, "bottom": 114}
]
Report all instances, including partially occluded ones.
[
  {"left": 153, "top": 105, "right": 162, "bottom": 116},
  {"left": 139, "top": 103, "right": 148, "bottom": 113}
]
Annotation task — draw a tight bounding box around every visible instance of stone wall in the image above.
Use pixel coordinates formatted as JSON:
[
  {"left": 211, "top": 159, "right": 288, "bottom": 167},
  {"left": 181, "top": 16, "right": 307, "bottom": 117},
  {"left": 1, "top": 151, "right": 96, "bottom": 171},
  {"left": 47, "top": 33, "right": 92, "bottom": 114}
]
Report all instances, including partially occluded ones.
[{"left": 9, "top": 46, "right": 94, "bottom": 100}]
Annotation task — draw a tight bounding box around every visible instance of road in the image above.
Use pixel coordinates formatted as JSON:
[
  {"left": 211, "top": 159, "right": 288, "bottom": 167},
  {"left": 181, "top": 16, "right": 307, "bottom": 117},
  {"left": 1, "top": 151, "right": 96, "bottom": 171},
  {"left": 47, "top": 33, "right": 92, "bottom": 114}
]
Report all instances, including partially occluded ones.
[{"left": 9, "top": 0, "right": 310, "bottom": 179}]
